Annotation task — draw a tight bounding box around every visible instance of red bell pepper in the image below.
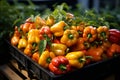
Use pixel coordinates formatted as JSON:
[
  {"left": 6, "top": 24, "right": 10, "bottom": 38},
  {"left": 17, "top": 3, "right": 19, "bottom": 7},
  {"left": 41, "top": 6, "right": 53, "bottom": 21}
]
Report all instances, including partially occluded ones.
[
  {"left": 39, "top": 26, "right": 52, "bottom": 40},
  {"left": 107, "top": 43, "right": 120, "bottom": 57},
  {"left": 108, "top": 29, "right": 120, "bottom": 44},
  {"left": 49, "top": 56, "right": 71, "bottom": 75}
]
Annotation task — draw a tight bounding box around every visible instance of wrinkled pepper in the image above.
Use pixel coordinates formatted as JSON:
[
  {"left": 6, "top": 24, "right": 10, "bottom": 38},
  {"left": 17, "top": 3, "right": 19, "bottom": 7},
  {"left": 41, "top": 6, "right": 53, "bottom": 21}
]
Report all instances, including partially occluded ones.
[
  {"left": 71, "top": 38, "right": 90, "bottom": 51},
  {"left": 38, "top": 51, "right": 55, "bottom": 68},
  {"left": 66, "top": 51, "right": 86, "bottom": 69},
  {"left": 86, "top": 47, "right": 104, "bottom": 62},
  {"left": 28, "top": 29, "right": 40, "bottom": 44},
  {"left": 108, "top": 29, "right": 120, "bottom": 44},
  {"left": 39, "top": 26, "right": 52, "bottom": 40},
  {"left": 50, "top": 43, "right": 67, "bottom": 56},
  {"left": 107, "top": 44, "right": 120, "bottom": 57},
  {"left": 83, "top": 26, "right": 97, "bottom": 42},
  {"left": 50, "top": 21, "right": 66, "bottom": 37},
  {"left": 49, "top": 56, "right": 71, "bottom": 74},
  {"left": 18, "top": 37, "right": 27, "bottom": 49},
  {"left": 97, "top": 26, "right": 109, "bottom": 41},
  {"left": 71, "top": 25, "right": 84, "bottom": 37},
  {"left": 11, "top": 26, "right": 21, "bottom": 46},
  {"left": 60, "top": 29, "right": 79, "bottom": 47}
]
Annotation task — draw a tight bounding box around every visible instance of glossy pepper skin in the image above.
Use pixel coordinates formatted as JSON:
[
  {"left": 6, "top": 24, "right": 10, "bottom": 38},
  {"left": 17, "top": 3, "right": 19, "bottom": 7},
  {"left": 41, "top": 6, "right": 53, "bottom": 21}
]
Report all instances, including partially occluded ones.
[
  {"left": 108, "top": 29, "right": 120, "bottom": 44},
  {"left": 83, "top": 26, "right": 97, "bottom": 42},
  {"left": 24, "top": 43, "right": 33, "bottom": 57},
  {"left": 66, "top": 51, "right": 86, "bottom": 69},
  {"left": 38, "top": 51, "right": 55, "bottom": 68},
  {"left": 18, "top": 37, "right": 27, "bottom": 49},
  {"left": 71, "top": 38, "right": 90, "bottom": 51},
  {"left": 50, "top": 43, "right": 67, "bottom": 56},
  {"left": 97, "top": 26, "right": 109, "bottom": 41},
  {"left": 28, "top": 29, "right": 40, "bottom": 44},
  {"left": 11, "top": 26, "right": 21, "bottom": 46},
  {"left": 50, "top": 21, "right": 66, "bottom": 37},
  {"left": 107, "top": 44, "right": 120, "bottom": 57},
  {"left": 60, "top": 29, "right": 79, "bottom": 47},
  {"left": 86, "top": 47, "right": 103, "bottom": 62},
  {"left": 49, "top": 56, "right": 71, "bottom": 75},
  {"left": 71, "top": 25, "right": 84, "bottom": 37},
  {"left": 46, "top": 15, "right": 55, "bottom": 26},
  {"left": 39, "top": 26, "right": 52, "bottom": 40}
]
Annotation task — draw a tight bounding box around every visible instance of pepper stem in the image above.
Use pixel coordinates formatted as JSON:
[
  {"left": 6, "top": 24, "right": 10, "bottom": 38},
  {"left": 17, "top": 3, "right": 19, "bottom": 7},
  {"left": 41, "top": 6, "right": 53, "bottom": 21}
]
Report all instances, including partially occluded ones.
[
  {"left": 68, "top": 34, "right": 74, "bottom": 39},
  {"left": 78, "top": 56, "right": 86, "bottom": 63},
  {"left": 101, "top": 32, "right": 106, "bottom": 39},
  {"left": 46, "top": 57, "right": 51, "bottom": 63},
  {"left": 59, "top": 64, "right": 67, "bottom": 71},
  {"left": 87, "top": 33, "right": 92, "bottom": 39}
]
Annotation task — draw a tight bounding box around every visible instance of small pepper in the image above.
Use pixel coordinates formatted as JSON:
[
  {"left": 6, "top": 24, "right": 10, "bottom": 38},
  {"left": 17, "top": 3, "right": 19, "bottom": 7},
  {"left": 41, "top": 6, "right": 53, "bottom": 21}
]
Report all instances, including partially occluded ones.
[
  {"left": 49, "top": 56, "right": 71, "bottom": 75},
  {"left": 97, "top": 26, "right": 109, "bottom": 41},
  {"left": 86, "top": 47, "right": 104, "bottom": 62},
  {"left": 50, "top": 21, "right": 66, "bottom": 37},
  {"left": 32, "top": 51, "right": 40, "bottom": 63},
  {"left": 60, "top": 29, "right": 79, "bottom": 47},
  {"left": 108, "top": 29, "right": 120, "bottom": 44},
  {"left": 50, "top": 43, "right": 67, "bottom": 56},
  {"left": 107, "top": 44, "right": 120, "bottom": 57},
  {"left": 38, "top": 51, "right": 55, "bottom": 68},
  {"left": 28, "top": 29, "right": 40, "bottom": 44},
  {"left": 71, "top": 38, "right": 90, "bottom": 51},
  {"left": 83, "top": 26, "right": 97, "bottom": 42},
  {"left": 39, "top": 26, "right": 52, "bottom": 40},
  {"left": 66, "top": 51, "right": 86, "bottom": 69},
  {"left": 24, "top": 43, "right": 33, "bottom": 57},
  {"left": 11, "top": 26, "right": 21, "bottom": 46},
  {"left": 18, "top": 37, "right": 27, "bottom": 49},
  {"left": 46, "top": 15, "right": 55, "bottom": 26}
]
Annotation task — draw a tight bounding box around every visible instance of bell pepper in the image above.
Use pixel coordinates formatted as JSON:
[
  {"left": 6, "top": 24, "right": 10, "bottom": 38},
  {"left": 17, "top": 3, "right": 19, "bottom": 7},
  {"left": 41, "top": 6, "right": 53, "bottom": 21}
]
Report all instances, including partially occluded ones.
[
  {"left": 71, "top": 38, "right": 90, "bottom": 51},
  {"left": 65, "top": 51, "right": 86, "bottom": 69},
  {"left": 107, "top": 44, "right": 120, "bottom": 57},
  {"left": 108, "top": 29, "right": 120, "bottom": 44},
  {"left": 18, "top": 37, "right": 27, "bottom": 49},
  {"left": 46, "top": 15, "right": 55, "bottom": 26},
  {"left": 39, "top": 26, "right": 52, "bottom": 40},
  {"left": 86, "top": 47, "right": 104, "bottom": 62},
  {"left": 60, "top": 29, "right": 79, "bottom": 47},
  {"left": 34, "top": 16, "right": 46, "bottom": 29},
  {"left": 97, "top": 26, "right": 109, "bottom": 41},
  {"left": 50, "top": 43, "right": 67, "bottom": 56},
  {"left": 83, "top": 26, "right": 97, "bottom": 42},
  {"left": 11, "top": 26, "right": 21, "bottom": 46},
  {"left": 24, "top": 43, "right": 33, "bottom": 57},
  {"left": 71, "top": 25, "right": 84, "bottom": 37},
  {"left": 28, "top": 29, "right": 40, "bottom": 44},
  {"left": 38, "top": 51, "right": 55, "bottom": 68},
  {"left": 100, "top": 41, "right": 111, "bottom": 51},
  {"left": 50, "top": 21, "right": 66, "bottom": 37},
  {"left": 20, "top": 22, "right": 35, "bottom": 34},
  {"left": 49, "top": 56, "right": 71, "bottom": 75},
  {"left": 32, "top": 51, "right": 40, "bottom": 63}
]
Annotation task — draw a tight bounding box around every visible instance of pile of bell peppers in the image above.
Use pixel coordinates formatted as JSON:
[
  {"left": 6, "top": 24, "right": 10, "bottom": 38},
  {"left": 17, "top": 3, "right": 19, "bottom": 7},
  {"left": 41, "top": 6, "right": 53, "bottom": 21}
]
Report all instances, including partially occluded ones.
[{"left": 10, "top": 13, "right": 120, "bottom": 75}]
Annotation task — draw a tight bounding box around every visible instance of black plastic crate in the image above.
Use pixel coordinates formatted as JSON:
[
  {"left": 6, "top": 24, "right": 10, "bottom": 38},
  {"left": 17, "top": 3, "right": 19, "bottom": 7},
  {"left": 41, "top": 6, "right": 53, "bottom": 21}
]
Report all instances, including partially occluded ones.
[{"left": 5, "top": 40, "right": 120, "bottom": 80}]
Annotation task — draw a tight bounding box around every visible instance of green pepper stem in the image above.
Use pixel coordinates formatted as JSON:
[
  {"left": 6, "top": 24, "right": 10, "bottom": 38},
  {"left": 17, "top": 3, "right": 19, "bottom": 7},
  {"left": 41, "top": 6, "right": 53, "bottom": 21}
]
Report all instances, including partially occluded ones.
[
  {"left": 78, "top": 57, "right": 86, "bottom": 63},
  {"left": 46, "top": 57, "right": 51, "bottom": 63},
  {"left": 59, "top": 64, "right": 67, "bottom": 71},
  {"left": 101, "top": 32, "right": 106, "bottom": 39},
  {"left": 87, "top": 33, "right": 92, "bottom": 39},
  {"left": 68, "top": 34, "right": 74, "bottom": 39}
]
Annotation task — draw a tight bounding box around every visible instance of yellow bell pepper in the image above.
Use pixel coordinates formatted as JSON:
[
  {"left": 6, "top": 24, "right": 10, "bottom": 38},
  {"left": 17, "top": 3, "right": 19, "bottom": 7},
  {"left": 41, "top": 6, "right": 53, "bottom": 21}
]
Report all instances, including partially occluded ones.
[
  {"left": 46, "top": 15, "right": 54, "bottom": 26},
  {"left": 18, "top": 37, "right": 27, "bottom": 49},
  {"left": 50, "top": 43, "right": 67, "bottom": 56},
  {"left": 38, "top": 51, "right": 55, "bottom": 68},
  {"left": 50, "top": 21, "right": 66, "bottom": 37},
  {"left": 27, "top": 29, "right": 40, "bottom": 44},
  {"left": 60, "top": 29, "right": 79, "bottom": 47},
  {"left": 66, "top": 51, "right": 86, "bottom": 69}
]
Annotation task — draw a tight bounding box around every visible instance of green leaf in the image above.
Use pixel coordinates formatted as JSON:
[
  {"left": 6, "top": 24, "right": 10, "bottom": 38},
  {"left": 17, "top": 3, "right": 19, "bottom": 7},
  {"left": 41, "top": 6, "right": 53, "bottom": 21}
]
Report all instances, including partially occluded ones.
[{"left": 38, "top": 40, "right": 47, "bottom": 55}]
